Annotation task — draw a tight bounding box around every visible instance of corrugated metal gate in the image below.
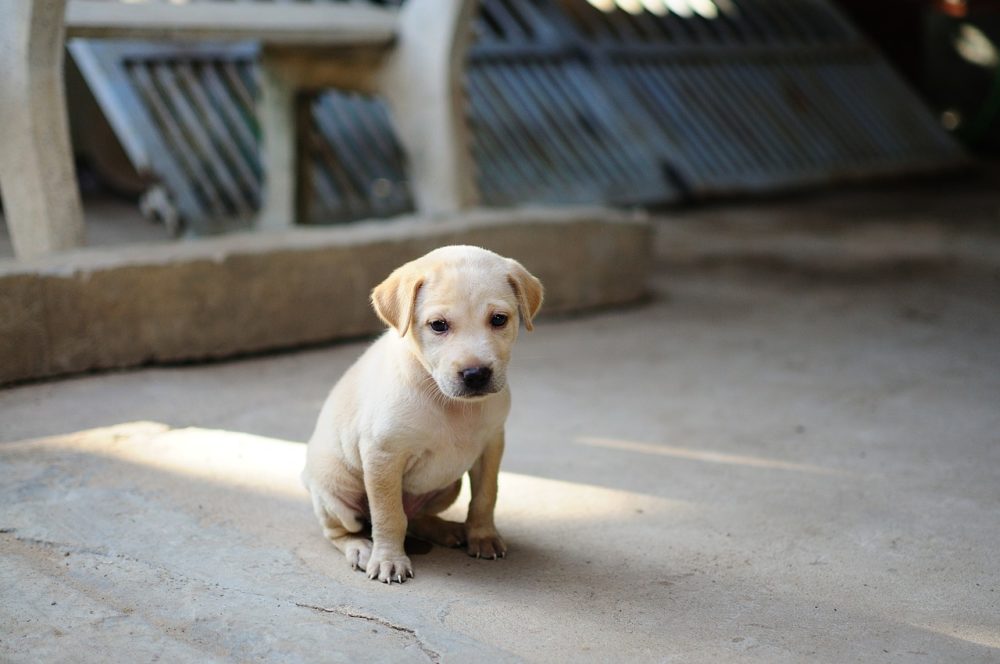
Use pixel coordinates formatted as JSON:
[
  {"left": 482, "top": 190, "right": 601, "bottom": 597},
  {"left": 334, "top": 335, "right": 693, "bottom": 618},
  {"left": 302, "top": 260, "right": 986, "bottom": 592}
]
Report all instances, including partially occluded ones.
[
  {"left": 69, "top": 0, "right": 966, "bottom": 235},
  {"left": 470, "top": 0, "right": 965, "bottom": 203},
  {"left": 70, "top": 40, "right": 413, "bottom": 233}
]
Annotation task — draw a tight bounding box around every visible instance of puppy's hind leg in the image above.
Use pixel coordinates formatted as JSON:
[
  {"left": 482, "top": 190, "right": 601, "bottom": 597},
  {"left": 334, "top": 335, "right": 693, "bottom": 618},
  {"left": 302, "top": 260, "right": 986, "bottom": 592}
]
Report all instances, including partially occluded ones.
[
  {"left": 325, "top": 522, "right": 373, "bottom": 572},
  {"left": 309, "top": 487, "right": 372, "bottom": 572},
  {"left": 407, "top": 479, "right": 465, "bottom": 548}
]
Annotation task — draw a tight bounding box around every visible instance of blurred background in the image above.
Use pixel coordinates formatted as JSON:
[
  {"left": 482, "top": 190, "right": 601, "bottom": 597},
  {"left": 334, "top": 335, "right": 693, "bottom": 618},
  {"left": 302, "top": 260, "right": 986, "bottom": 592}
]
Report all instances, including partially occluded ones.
[{"left": 3, "top": 0, "right": 998, "bottom": 254}]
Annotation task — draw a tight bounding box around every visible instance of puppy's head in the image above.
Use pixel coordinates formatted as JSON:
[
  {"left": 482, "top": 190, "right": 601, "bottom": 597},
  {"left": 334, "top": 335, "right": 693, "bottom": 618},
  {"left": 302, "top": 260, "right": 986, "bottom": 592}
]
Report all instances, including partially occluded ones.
[{"left": 372, "top": 245, "right": 543, "bottom": 400}]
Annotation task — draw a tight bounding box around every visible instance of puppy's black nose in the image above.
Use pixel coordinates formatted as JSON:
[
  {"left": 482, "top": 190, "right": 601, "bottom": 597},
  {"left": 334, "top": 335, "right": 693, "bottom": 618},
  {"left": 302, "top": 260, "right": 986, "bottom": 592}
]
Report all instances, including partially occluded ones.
[{"left": 460, "top": 366, "right": 493, "bottom": 391}]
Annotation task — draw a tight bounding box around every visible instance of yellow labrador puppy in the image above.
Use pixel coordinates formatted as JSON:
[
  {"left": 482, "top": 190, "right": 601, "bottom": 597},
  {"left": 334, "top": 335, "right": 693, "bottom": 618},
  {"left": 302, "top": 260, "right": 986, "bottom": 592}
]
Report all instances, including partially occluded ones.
[{"left": 303, "top": 245, "right": 543, "bottom": 584}]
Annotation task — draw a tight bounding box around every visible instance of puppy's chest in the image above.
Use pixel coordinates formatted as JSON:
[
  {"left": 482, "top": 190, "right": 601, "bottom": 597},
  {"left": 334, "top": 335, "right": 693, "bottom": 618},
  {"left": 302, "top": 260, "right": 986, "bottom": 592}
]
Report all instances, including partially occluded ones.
[{"left": 401, "top": 422, "right": 493, "bottom": 493}]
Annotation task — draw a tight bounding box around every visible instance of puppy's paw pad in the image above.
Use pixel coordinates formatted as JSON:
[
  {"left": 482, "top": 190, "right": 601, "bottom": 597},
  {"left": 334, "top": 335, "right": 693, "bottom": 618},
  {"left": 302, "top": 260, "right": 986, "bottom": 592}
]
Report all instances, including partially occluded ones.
[
  {"left": 465, "top": 529, "right": 506, "bottom": 560},
  {"left": 366, "top": 551, "right": 413, "bottom": 584}
]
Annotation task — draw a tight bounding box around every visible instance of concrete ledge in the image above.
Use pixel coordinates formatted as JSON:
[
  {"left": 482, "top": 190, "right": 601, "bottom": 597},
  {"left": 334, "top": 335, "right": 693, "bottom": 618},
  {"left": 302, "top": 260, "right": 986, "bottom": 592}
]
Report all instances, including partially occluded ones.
[{"left": 0, "top": 207, "right": 651, "bottom": 384}]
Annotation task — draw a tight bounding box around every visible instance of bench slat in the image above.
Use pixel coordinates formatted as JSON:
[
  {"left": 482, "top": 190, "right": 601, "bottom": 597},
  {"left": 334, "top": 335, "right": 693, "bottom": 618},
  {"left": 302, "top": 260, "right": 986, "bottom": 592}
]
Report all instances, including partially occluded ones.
[{"left": 65, "top": 0, "right": 399, "bottom": 46}]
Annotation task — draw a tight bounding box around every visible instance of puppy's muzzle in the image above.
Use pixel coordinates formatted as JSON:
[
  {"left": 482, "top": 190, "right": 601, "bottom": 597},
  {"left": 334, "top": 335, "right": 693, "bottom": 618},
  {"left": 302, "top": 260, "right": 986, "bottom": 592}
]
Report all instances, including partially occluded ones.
[{"left": 460, "top": 366, "right": 493, "bottom": 394}]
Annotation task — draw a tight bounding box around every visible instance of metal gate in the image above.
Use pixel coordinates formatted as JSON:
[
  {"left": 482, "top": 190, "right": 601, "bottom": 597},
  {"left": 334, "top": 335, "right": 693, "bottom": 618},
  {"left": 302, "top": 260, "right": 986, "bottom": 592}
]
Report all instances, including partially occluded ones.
[
  {"left": 69, "top": 0, "right": 966, "bottom": 234},
  {"left": 69, "top": 40, "right": 413, "bottom": 234},
  {"left": 470, "top": 0, "right": 965, "bottom": 203}
]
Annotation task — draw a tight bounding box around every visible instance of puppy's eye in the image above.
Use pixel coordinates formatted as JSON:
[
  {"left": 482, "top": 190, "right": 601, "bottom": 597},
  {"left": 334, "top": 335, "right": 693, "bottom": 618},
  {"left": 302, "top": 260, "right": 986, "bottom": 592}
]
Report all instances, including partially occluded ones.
[
  {"left": 490, "top": 313, "right": 508, "bottom": 328},
  {"left": 429, "top": 319, "right": 449, "bottom": 333}
]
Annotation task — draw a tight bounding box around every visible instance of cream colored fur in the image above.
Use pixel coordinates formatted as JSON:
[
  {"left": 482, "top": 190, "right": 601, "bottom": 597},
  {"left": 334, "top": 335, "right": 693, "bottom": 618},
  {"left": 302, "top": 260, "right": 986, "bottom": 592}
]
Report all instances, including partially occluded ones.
[{"left": 303, "top": 245, "right": 543, "bottom": 584}]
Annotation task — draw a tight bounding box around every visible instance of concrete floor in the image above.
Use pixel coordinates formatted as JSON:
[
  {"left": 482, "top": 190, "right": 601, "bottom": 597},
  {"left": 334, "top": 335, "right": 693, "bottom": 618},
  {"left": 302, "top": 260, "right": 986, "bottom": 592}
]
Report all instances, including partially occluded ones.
[{"left": 2, "top": 178, "right": 1000, "bottom": 662}]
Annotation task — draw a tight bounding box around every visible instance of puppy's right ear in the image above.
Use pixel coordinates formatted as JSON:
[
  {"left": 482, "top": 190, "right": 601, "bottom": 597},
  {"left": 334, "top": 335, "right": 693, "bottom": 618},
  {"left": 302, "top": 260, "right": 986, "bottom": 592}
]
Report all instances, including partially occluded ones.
[{"left": 371, "top": 265, "right": 423, "bottom": 337}]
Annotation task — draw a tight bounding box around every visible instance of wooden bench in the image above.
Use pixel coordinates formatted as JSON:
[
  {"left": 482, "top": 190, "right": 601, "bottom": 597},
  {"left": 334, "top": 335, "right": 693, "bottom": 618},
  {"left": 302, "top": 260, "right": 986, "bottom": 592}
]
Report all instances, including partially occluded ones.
[{"left": 0, "top": 0, "right": 479, "bottom": 259}]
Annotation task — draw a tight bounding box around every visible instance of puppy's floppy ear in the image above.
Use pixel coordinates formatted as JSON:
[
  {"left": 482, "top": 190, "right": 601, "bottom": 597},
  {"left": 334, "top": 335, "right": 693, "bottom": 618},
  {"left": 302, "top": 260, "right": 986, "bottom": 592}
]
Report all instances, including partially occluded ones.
[
  {"left": 371, "top": 264, "right": 424, "bottom": 336},
  {"left": 507, "top": 259, "right": 544, "bottom": 331}
]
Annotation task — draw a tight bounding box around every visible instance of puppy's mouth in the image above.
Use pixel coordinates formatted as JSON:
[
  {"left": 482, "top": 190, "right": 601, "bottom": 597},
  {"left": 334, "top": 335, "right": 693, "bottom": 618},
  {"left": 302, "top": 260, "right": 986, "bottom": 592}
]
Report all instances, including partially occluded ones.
[
  {"left": 452, "top": 385, "right": 500, "bottom": 400},
  {"left": 433, "top": 375, "right": 505, "bottom": 401}
]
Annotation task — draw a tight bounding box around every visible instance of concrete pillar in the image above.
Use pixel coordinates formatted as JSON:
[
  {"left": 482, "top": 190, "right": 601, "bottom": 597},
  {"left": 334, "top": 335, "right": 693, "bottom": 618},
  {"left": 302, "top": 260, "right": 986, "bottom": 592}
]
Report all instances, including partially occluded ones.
[
  {"left": 379, "top": 0, "right": 480, "bottom": 216},
  {"left": 0, "top": 0, "right": 86, "bottom": 259},
  {"left": 255, "top": 51, "right": 297, "bottom": 231}
]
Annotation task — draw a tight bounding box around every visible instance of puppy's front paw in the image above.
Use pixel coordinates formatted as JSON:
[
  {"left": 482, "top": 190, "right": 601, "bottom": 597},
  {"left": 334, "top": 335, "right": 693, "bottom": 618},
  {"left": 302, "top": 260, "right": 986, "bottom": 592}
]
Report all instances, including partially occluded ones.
[
  {"left": 366, "top": 549, "right": 413, "bottom": 584},
  {"left": 465, "top": 527, "right": 506, "bottom": 560}
]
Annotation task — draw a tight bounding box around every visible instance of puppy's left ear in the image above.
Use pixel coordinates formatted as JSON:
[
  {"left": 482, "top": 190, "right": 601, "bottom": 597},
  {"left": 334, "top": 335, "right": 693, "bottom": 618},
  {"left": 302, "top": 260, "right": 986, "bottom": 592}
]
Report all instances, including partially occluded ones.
[
  {"left": 371, "top": 264, "right": 423, "bottom": 337},
  {"left": 507, "top": 259, "right": 544, "bottom": 331}
]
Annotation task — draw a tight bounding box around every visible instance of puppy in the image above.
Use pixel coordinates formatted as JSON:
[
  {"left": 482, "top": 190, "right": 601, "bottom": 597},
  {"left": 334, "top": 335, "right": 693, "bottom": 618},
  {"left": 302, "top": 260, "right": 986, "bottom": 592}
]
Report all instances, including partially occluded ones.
[{"left": 303, "top": 245, "right": 543, "bottom": 584}]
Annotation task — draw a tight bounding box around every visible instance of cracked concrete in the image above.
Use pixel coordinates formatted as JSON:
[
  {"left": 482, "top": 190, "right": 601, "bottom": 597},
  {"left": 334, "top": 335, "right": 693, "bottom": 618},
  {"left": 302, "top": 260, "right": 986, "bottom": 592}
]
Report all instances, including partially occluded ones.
[
  {"left": 2, "top": 175, "right": 1000, "bottom": 662},
  {"left": 294, "top": 603, "right": 441, "bottom": 663}
]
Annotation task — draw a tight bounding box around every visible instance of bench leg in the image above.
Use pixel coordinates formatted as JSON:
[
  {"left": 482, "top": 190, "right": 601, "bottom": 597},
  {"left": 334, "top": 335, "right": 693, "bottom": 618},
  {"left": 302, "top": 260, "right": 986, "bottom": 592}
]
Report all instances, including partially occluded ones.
[
  {"left": 255, "top": 52, "right": 297, "bottom": 230},
  {"left": 0, "top": 0, "right": 85, "bottom": 259},
  {"left": 379, "top": 0, "right": 480, "bottom": 216}
]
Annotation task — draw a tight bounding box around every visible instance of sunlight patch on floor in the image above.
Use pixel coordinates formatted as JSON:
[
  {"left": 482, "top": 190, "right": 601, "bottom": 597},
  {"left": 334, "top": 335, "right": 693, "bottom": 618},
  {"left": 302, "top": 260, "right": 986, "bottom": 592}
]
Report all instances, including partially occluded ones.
[
  {"left": 913, "top": 622, "right": 1000, "bottom": 650},
  {"left": 449, "top": 471, "right": 693, "bottom": 524},
  {"left": 577, "top": 436, "right": 845, "bottom": 475},
  {"left": 8, "top": 423, "right": 692, "bottom": 523},
  {"left": 11, "top": 421, "right": 309, "bottom": 500}
]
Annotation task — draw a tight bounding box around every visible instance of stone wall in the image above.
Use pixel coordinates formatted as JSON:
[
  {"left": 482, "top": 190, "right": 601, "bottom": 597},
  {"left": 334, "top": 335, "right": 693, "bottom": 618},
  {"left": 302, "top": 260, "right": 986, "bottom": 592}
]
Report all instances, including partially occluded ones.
[{"left": 0, "top": 208, "right": 651, "bottom": 384}]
